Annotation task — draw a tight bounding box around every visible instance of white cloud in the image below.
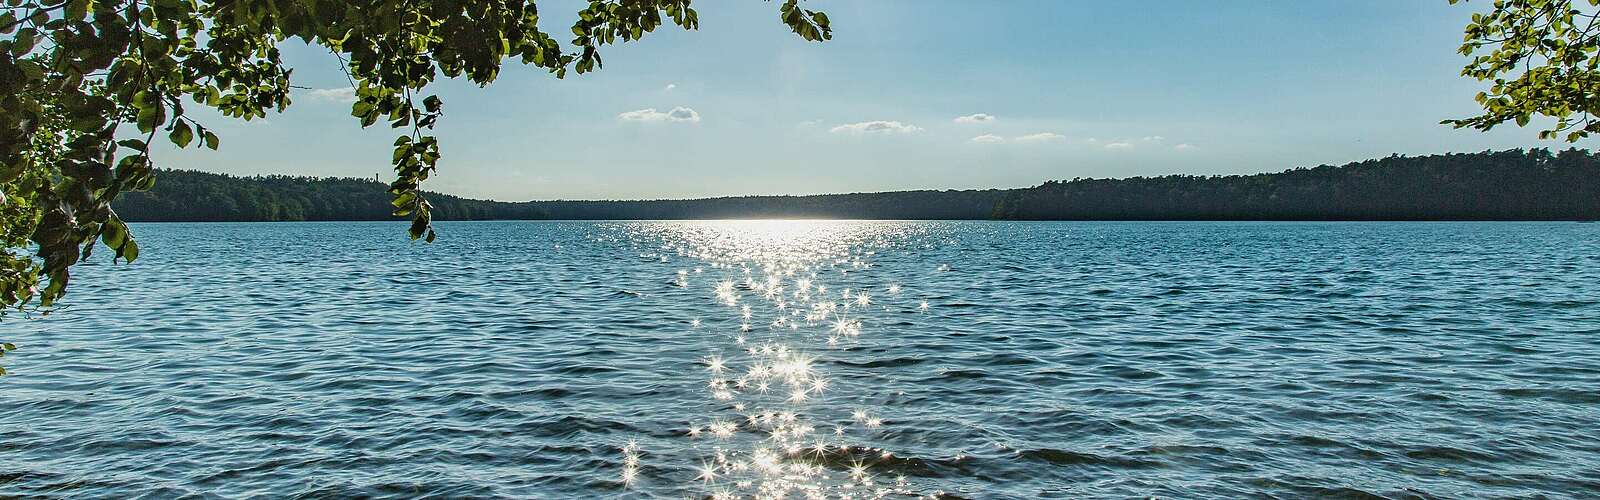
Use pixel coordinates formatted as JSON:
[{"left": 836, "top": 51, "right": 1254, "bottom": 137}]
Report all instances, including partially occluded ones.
[
  {"left": 970, "top": 134, "right": 1006, "bottom": 144},
  {"left": 1085, "top": 137, "right": 1100, "bottom": 143},
  {"left": 618, "top": 106, "right": 701, "bottom": 123},
  {"left": 1013, "top": 132, "right": 1066, "bottom": 143},
  {"left": 666, "top": 107, "right": 700, "bottom": 122},
  {"left": 829, "top": 120, "right": 923, "bottom": 135},
  {"left": 1142, "top": 135, "right": 1165, "bottom": 142},
  {"left": 306, "top": 87, "right": 356, "bottom": 103},
  {"left": 663, "top": 83, "right": 677, "bottom": 91},
  {"left": 1174, "top": 143, "right": 1196, "bottom": 151},
  {"left": 1104, "top": 142, "right": 1134, "bottom": 149},
  {"left": 953, "top": 113, "right": 996, "bottom": 124}
]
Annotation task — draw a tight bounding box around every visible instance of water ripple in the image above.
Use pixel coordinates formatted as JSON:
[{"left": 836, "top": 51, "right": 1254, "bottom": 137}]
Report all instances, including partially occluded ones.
[{"left": 1, "top": 221, "right": 1598, "bottom": 498}]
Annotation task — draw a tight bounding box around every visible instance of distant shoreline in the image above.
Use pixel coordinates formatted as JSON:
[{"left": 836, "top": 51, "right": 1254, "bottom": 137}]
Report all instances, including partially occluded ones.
[{"left": 116, "top": 148, "right": 1600, "bottom": 223}]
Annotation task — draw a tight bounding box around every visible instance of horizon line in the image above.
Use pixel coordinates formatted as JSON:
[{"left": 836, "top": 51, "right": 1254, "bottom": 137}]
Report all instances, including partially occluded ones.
[{"left": 161, "top": 147, "right": 1595, "bottom": 204}]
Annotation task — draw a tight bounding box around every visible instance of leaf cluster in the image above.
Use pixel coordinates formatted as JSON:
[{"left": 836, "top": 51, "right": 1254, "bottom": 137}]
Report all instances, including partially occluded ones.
[{"left": 1447, "top": 0, "right": 1600, "bottom": 142}]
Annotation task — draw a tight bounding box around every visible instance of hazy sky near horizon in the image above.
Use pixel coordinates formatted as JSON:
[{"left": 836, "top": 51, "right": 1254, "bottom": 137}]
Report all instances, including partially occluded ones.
[{"left": 154, "top": 0, "right": 1574, "bottom": 201}]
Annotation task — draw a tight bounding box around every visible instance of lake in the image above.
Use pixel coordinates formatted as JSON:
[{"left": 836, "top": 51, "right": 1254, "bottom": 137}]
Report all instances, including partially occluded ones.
[{"left": 3, "top": 221, "right": 1598, "bottom": 498}]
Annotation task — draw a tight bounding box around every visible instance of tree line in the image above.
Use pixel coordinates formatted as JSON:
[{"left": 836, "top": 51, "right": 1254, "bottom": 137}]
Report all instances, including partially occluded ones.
[
  {"left": 995, "top": 148, "right": 1600, "bottom": 221},
  {"left": 114, "top": 149, "right": 1600, "bottom": 223},
  {"left": 112, "top": 169, "right": 1009, "bottom": 221},
  {"left": 112, "top": 171, "right": 543, "bottom": 222}
]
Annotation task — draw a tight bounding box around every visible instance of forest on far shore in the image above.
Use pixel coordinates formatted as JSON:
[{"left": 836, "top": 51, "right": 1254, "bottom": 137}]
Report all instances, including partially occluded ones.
[{"left": 114, "top": 148, "right": 1600, "bottom": 222}]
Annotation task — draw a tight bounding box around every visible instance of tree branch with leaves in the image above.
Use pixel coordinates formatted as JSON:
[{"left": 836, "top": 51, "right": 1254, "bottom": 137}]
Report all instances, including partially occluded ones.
[
  {"left": 0, "top": 0, "right": 832, "bottom": 323},
  {"left": 1447, "top": 0, "right": 1600, "bottom": 142}
]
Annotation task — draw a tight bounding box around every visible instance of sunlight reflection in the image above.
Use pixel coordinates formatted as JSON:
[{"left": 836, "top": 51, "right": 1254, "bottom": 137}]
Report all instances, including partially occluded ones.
[{"left": 613, "top": 220, "right": 940, "bottom": 499}]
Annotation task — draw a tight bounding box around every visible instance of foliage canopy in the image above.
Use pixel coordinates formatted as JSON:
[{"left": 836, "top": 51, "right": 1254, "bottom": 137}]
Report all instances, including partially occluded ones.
[
  {"left": 0, "top": 0, "right": 831, "bottom": 316},
  {"left": 1447, "top": 0, "right": 1600, "bottom": 142}
]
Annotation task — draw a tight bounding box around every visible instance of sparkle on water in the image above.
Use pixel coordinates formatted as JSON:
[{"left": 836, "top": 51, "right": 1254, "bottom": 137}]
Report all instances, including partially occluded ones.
[
  {"left": 8, "top": 220, "right": 1600, "bottom": 498},
  {"left": 620, "top": 220, "right": 937, "bottom": 499}
]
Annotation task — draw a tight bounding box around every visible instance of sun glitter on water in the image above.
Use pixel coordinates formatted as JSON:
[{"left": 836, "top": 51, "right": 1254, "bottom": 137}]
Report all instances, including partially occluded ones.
[{"left": 612, "top": 221, "right": 941, "bottom": 499}]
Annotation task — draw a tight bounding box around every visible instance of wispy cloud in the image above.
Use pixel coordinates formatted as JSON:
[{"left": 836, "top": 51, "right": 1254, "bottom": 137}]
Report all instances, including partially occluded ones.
[
  {"left": 953, "top": 113, "right": 996, "bottom": 124},
  {"left": 830, "top": 120, "right": 922, "bottom": 135},
  {"left": 1174, "top": 143, "right": 1196, "bottom": 151},
  {"left": 969, "top": 132, "right": 1066, "bottom": 144},
  {"left": 1142, "top": 135, "right": 1165, "bottom": 142},
  {"left": 618, "top": 106, "right": 701, "bottom": 123},
  {"left": 306, "top": 87, "right": 357, "bottom": 103},
  {"left": 663, "top": 83, "right": 677, "bottom": 91},
  {"left": 1104, "top": 142, "right": 1134, "bottom": 149},
  {"left": 1013, "top": 132, "right": 1066, "bottom": 143}
]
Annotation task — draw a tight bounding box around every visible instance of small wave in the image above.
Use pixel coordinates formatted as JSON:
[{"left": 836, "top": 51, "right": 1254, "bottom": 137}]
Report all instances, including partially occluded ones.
[
  {"left": 1016, "top": 448, "right": 1160, "bottom": 469},
  {"left": 935, "top": 368, "right": 990, "bottom": 380},
  {"left": 1493, "top": 387, "right": 1600, "bottom": 404},
  {"left": 1403, "top": 445, "right": 1497, "bottom": 463},
  {"left": 834, "top": 356, "right": 927, "bottom": 368}
]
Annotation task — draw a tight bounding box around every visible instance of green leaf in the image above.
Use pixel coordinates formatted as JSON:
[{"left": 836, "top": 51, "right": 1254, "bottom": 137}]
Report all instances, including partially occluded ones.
[
  {"left": 65, "top": 0, "right": 89, "bottom": 21},
  {"left": 121, "top": 238, "right": 141, "bottom": 263},
  {"left": 408, "top": 216, "right": 429, "bottom": 240},
  {"left": 14, "top": 58, "right": 42, "bottom": 80},
  {"left": 203, "top": 131, "right": 220, "bottom": 150},
  {"left": 101, "top": 220, "right": 127, "bottom": 249},
  {"left": 11, "top": 27, "right": 34, "bottom": 56},
  {"left": 134, "top": 91, "right": 166, "bottom": 133},
  {"left": 391, "top": 191, "right": 417, "bottom": 208},
  {"left": 169, "top": 120, "right": 194, "bottom": 148}
]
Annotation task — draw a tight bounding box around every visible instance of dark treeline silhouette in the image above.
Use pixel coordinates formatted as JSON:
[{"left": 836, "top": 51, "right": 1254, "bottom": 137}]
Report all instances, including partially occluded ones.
[
  {"left": 995, "top": 148, "right": 1600, "bottom": 220},
  {"left": 113, "top": 171, "right": 543, "bottom": 221},
  {"left": 528, "top": 190, "right": 1007, "bottom": 219},
  {"left": 115, "top": 149, "right": 1600, "bottom": 222},
  {"left": 113, "top": 170, "right": 1007, "bottom": 221}
]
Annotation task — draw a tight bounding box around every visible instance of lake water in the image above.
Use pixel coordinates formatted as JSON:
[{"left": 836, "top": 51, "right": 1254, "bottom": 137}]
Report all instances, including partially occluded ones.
[{"left": 3, "top": 221, "right": 1598, "bottom": 498}]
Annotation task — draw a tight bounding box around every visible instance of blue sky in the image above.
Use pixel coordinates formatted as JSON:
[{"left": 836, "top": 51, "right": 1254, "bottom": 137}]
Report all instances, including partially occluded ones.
[{"left": 156, "top": 1, "right": 1570, "bottom": 201}]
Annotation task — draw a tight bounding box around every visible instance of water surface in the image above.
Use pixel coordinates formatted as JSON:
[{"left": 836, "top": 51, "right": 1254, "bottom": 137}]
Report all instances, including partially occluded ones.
[{"left": 3, "top": 221, "right": 1598, "bottom": 498}]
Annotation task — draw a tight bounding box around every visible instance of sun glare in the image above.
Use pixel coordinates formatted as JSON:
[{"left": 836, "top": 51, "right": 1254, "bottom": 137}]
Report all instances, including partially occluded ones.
[{"left": 610, "top": 220, "right": 934, "bottom": 498}]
